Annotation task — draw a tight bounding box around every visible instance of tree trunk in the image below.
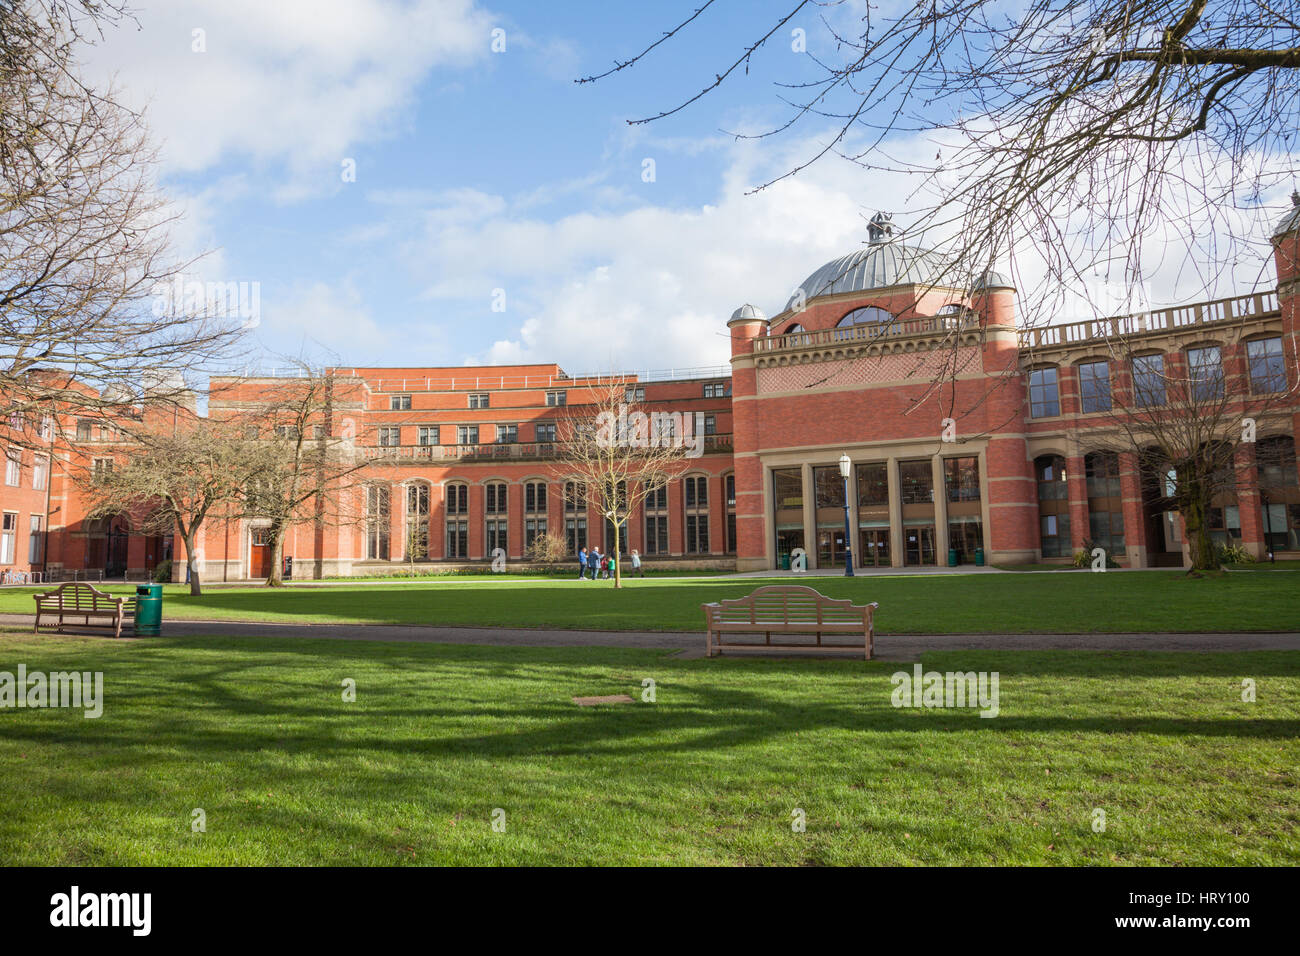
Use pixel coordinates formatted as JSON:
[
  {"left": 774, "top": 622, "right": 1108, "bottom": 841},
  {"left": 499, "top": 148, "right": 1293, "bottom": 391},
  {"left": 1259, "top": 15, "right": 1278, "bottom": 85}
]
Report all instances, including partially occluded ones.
[
  {"left": 613, "top": 519, "right": 622, "bottom": 589},
  {"left": 183, "top": 531, "right": 202, "bottom": 596},
  {"left": 266, "top": 519, "right": 286, "bottom": 587},
  {"left": 1182, "top": 492, "right": 1218, "bottom": 573}
]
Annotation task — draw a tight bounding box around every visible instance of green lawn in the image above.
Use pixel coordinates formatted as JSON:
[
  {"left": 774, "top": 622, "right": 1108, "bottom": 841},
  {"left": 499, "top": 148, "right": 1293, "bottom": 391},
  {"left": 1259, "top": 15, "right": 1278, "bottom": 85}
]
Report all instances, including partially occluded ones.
[
  {"left": 1, "top": 631, "right": 1296, "bottom": 865},
  {"left": 3, "top": 570, "right": 1299, "bottom": 633}
]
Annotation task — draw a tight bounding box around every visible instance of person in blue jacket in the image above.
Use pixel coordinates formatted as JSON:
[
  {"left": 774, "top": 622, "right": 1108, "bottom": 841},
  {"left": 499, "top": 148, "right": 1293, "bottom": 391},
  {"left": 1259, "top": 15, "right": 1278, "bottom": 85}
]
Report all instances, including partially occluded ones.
[{"left": 577, "top": 546, "right": 588, "bottom": 580}]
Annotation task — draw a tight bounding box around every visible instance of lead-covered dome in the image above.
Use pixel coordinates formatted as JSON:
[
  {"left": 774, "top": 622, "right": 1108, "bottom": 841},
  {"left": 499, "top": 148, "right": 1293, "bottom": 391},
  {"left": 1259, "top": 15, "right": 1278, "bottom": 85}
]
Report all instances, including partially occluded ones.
[
  {"left": 1273, "top": 191, "right": 1300, "bottom": 237},
  {"left": 729, "top": 303, "right": 768, "bottom": 323},
  {"left": 783, "top": 242, "right": 948, "bottom": 313}
]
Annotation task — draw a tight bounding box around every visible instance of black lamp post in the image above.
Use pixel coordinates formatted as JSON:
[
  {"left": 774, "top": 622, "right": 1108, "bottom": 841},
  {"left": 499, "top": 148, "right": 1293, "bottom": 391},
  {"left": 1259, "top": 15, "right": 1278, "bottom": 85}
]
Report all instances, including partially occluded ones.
[{"left": 839, "top": 453, "right": 854, "bottom": 576}]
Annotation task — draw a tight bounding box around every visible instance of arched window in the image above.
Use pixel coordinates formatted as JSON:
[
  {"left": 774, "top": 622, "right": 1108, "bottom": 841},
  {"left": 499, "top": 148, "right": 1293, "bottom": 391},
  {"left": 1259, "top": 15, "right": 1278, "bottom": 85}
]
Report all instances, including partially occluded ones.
[
  {"left": 683, "top": 475, "right": 709, "bottom": 554},
  {"left": 445, "top": 482, "right": 469, "bottom": 558},
  {"left": 364, "top": 485, "right": 390, "bottom": 560},
  {"left": 1034, "top": 455, "right": 1070, "bottom": 557},
  {"left": 1257, "top": 435, "right": 1299, "bottom": 551},
  {"left": 937, "top": 303, "right": 963, "bottom": 315},
  {"left": 485, "top": 481, "right": 508, "bottom": 556},
  {"left": 1084, "top": 451, "right": 1124, "bottom": 556},
  {"left": 836, "top": 306, "right": 894, "bottom": 327},
  {"left": 523, "top": 481, "right": 548, "bottom": 553},
  {"left": 782, "top": 323, "right": 804, "bottom": 335},
  {"left": 404, "top": 483, "right": 429, "bottom": 560}
]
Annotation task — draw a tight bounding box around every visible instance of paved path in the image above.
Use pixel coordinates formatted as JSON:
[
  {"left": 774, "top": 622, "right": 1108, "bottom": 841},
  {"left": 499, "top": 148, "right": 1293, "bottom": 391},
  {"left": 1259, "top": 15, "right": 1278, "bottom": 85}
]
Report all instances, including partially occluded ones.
[{"left": 5, "top": 614, "right": 1298, "bottom": 660}]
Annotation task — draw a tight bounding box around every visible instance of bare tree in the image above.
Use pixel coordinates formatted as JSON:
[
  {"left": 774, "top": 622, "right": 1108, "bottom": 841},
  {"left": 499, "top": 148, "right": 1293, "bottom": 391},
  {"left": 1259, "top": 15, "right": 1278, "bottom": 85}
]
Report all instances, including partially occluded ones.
[
  {"left": 1069, "top": 313, "right": 1296, "bottom": 570},
  {"left": 526, "top": 530, "right": 568, "bottom": 565},
  {"left": 585, "top": 1, "right": 1298, "bottom": 321},
  {"left": 1, "top": 1, "right": 244, "bottom": 452},
  {"left": 78, "top": 417, "right": 273, "bottom": 595},
  {"left": 217, "top": 364, "right": 373, "bottom": 587},
  {"left": 550, "top": 381, "right": 700, "bottom": 588}
]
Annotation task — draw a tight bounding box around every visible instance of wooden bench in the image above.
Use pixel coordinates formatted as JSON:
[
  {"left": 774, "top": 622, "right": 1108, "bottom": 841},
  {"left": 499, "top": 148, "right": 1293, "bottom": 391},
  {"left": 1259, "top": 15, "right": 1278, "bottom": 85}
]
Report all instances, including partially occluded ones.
[
  {"left": 33, "top": 582, "right": 136, "bottom": 638},
  {"left": 702, "top": 585, "right": 878, "bottom": 659}
]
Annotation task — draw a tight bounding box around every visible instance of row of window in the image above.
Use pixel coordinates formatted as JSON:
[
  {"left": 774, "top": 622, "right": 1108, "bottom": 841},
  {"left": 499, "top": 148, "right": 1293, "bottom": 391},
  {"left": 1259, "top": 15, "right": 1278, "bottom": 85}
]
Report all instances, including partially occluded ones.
[
  {"left": 385, "top": 382, "right": 730, "bottom": 412},
  {"left": 1027, "top": 337, "right": 1286, "bottom": 418},
  {"left": 772, "top": 457, "right": 982, "bottom": 509},
  {"left": 373, "top": 417, "right": 719, "bottom": 448}
]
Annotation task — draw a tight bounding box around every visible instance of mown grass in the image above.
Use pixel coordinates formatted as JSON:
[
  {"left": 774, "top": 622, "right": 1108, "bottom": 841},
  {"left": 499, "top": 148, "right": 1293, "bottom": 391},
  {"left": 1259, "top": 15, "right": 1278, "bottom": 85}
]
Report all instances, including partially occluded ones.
[
  {"left": 2, "top": 570, "right": 1298, "bottom": 633},
  {"left": 0, "top": 631, "right": 1296, "bottom": 865}
]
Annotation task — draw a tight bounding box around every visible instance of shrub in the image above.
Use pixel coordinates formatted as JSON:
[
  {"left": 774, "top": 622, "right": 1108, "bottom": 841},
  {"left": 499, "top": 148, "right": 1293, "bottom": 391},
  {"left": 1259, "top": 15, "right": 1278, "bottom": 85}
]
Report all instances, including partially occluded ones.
[
  {"left": 1073, "top": 540, "right": 1120, "bottom": 569},
  {"left": 1216, "top": 543, "right": 1255, "bottom": 565},
  {"left": 152, "top": 560, "right": 172, "bottom": 583},
  {"left": 526, "top": 532, "right": 568, "bottom": 564}
]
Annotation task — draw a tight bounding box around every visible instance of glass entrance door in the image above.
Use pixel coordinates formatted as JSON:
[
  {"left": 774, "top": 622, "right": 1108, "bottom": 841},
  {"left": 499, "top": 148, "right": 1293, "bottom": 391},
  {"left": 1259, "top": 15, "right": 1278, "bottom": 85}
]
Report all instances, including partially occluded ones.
[
  {"left": 904, "top": 526, "right": 936, "bottom": 566},
  {"left": 817, "top": 528, "right": 848, "bottom": 567},
  {"left": 859, "top": 529, "right": 890, "bottom": 567}
]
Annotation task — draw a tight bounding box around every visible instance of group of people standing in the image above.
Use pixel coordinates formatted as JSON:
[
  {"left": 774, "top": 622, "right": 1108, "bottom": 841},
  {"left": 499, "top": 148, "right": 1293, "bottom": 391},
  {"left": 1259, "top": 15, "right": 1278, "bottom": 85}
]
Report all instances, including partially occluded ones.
[{"left": 577, "top": 546, "right": 643, "bottom": 580}]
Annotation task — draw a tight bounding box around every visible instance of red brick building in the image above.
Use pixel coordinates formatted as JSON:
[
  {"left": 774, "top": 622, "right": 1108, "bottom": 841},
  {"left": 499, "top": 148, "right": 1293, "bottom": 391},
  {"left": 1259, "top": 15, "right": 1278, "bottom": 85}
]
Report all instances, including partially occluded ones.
[{"left": 4, "top": 207, "right": 1298, "bottom": 581}]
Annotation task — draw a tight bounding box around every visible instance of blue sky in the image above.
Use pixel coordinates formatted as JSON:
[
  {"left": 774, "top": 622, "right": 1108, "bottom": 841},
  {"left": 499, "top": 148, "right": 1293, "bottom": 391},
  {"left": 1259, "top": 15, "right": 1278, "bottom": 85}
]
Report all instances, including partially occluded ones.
[{"left": 79, "top": 0, "right": 1294, "bottom": 375}]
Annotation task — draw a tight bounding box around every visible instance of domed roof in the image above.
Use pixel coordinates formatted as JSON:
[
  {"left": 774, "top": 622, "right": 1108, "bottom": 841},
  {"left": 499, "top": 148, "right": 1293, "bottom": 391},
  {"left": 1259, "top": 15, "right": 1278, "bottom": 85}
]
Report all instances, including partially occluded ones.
[
  {"left": 1273, "top": 191, "right": 1300, "bottom": 237},
  {"left": 783, "top": 241, "right": 948, "bottom": 313},
  {"left": 973, "top": 270, "right": 1014, "bottom": 290},
  {"left": 729, "top": 303, "right": 768, "bottom": 323}
]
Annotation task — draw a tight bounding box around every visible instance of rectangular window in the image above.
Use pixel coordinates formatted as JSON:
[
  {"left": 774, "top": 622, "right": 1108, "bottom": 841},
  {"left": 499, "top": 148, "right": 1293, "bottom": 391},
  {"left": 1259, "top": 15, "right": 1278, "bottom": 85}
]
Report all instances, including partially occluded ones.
[
  {"left": 4, "top": 450, "right": 20, "bottom": 487},
  {"left": 28, "top": 514, "right": 43, "bottom": 563},
  {"left": 899, "top": 461, "right": 934, "bottom": 504},
  {"left": 944, "top": 457, "right": 980, "bottom": 502},
  {"left": 311, "top": 424, "right": 326, "bottom": 439},
  {"left": 524, "top": 517, "right": 546, "bottom": 551},
  {"left": 1078, "top": 361, "right": 1111, "bottom": 413},
  {"left": 275, "top": 425, "right": 300, "bottom": 440},
  {"left": 0, "top": 513, "right": 14, "bottom": 564},
  {"left": 390, "top": 395, "right": 412, "bottom": 411},
  {"left": 535, "top": 422, "right": 556, "bottom": 443},
  {"left": 32, "top": 456, "right": 47, "bottom": 491},
  {"left": 702, "top": 383, "right": 728, "bottom": 398},
  {"left": 486, "top": 518, "right": 508, "bottom": 556},
  {"left": 377, "top": 427, "right": 401, "bottom": 447},
  {"left": 624, "top": 386, "right": 645, "bottom": 402},
  {"left": 496, "top": 424, "right": 518, "bottom": 444},
  {"left": 525, "top": 482, "right": 547, "bottom": 513},
  {"left": 644, "top": 515, "right": 669, "bottom": 554},
  {"left": 813, "top": 466, "right": 846, "bottom": 508},
  {"left": 468, "top": 393, "right": 490, "bottom": 409},
  {"left": 92, "top": 458, "right": 113, "bottom": 483},
  {"left": 565, "top": 517, "right": 587, "bottom": 555},
  {"left": 1040, "top": 513, "right": 1071, "bottom": 558},
  {"left": 685, "top": 514, "right": 709, "bottom": 554},
  {"left": 76, "top": 419, "right": 92, "bottom": 441},
  {"left": 565, "top": 481, "right": 586, "bottom": 511},
  {"left": 703, "top": 415, "right": 716, "bottom": 435},
  {"left": 1028, "top": 367, "right": 1060, "bottom": 418},
  {"left": 683, "top": 475, "right": 708, "bottom": 508},
  {"left": 446, "top": 484, "right": 468, "bottom": 515},
  {"left": 856, "top": 463, "right": 888, "bottom": 506},
  {"left": 1187, "top": 346, "right": 1223, "bottom": 401},
  {"left": 1132, "top": 354, "right": 1166, "bottom": 407},
  {"left": 457, "top": 425, "right": 479, "bottom": 444},
  {"left": 1247, "top": 337, "right": 1286, "bottom": 394},
  {"left": 485, "top": 483, "right": 507, "bottom": 514},
  {"left": 418, "top": 426, "right": 440, "bottom": 446},
  {"left": 545, "top": 390, "right": 566, "bottom": 407},
  {"left": 446, "top": 520, "right": 468, "bottom": 558}
]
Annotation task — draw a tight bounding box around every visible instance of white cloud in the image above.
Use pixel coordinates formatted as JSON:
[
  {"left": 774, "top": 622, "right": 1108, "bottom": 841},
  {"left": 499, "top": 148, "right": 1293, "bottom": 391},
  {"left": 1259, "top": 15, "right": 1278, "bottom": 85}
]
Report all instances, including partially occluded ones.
[{"left": 81, "top": 0, "right": 493, "bottom": 197}]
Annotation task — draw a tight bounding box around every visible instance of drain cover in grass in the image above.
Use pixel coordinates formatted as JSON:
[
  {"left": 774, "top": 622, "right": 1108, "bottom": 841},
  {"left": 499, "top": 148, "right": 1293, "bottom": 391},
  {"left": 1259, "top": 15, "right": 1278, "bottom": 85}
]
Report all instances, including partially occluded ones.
[{"left": 572, "top": 694, "right": 634, "bottom": 706}]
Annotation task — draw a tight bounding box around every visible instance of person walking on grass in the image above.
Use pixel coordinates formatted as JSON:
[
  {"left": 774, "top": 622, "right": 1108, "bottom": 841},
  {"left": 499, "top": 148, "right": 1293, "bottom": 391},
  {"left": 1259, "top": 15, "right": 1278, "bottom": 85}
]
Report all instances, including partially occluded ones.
[
  {"left": 631, "top": 549, "right": 643, "bottom": 578},
  {"left": 607, "top": 553, "right": 616, "bottom": 581},
  {"left": 590, "top": 547, "right": 602, "bottom": 580},
  {"left": 578, "top": 546, "right": 588, "bottom": 580}
]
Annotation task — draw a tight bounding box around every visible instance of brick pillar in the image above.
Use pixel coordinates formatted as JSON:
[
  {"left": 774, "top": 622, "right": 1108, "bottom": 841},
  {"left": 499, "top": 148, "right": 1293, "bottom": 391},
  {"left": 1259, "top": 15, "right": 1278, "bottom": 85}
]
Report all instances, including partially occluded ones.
[
  {"left": 708, "top": 473, "right": 725, "bottom": 556},
  {"left": 667, "top": 478, "right": 684, "bottom": 555},
  {"left": 734, "top": 455, "right": 767, "bottom": 569},
  {"left": 468, "top": 483, "right": 484, "bottom": 559},
  {"left": 1066, "top": 455, "right": 1089, "bottom": 552},
  {"left": 1119, "top": 451, "right": 1149, "bottom": 567},
  {"left": 428, "top": 482, "right": 445, "bottom": 559},
  {"left": 507, "top": 482, "right": 524, "bottom": 559},
  {"left": 1236, "top": 442, "right": 1265, "bottom": 558}
]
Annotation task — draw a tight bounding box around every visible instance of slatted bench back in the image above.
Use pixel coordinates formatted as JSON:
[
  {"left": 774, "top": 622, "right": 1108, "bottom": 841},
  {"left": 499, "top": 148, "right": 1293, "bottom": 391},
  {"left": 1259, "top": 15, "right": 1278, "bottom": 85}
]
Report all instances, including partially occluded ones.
[
  {"left": 709, "top": 585, "right": 866, "bottom": 627},
  {"left": 38, "top": 583, "right": 122, "bottom": 612}
]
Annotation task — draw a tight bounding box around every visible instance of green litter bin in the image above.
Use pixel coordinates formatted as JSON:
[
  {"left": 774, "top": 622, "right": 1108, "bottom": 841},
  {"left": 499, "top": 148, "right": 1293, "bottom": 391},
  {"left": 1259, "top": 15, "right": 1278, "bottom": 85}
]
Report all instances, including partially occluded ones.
[
  {"left": 135, "top": 583, "right": 162, "bottom": 636},
  {"left": 780, "top": 553, "right": 791, "bottom": 571},
  {"left": 974, "top": 548, "right": 985, "bottom": 567},
  {"left": 947, "top": 547, "right": 958, "bottom": 567}
]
